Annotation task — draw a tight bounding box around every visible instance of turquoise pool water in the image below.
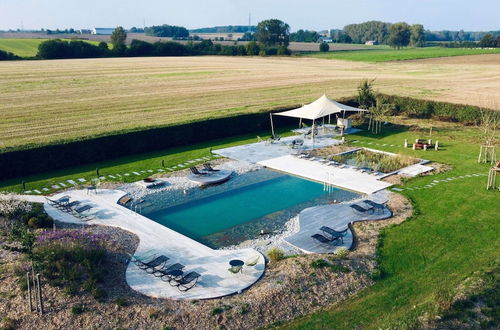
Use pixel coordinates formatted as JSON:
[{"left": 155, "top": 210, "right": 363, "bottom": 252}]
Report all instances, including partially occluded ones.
[{"left": 139, "top": 170, "right": 358, "bottom": 248}]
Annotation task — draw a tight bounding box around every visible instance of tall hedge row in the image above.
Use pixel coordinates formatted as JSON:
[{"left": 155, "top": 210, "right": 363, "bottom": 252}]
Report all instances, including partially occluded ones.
[{"left": 0, "top": 109, "right": 297, "bottom": 181}]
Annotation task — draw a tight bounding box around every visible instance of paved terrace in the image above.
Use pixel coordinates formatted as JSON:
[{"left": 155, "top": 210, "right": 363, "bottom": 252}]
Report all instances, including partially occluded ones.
[
  {"left": 44, "top": 190, "right": 265, "bottom": 300},
  {"left": 285, "top": 191, "right": 392, "bottom": 253}
]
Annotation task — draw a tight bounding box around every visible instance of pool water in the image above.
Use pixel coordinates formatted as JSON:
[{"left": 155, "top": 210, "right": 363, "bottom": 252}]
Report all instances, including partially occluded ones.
[{"left": 139, "top": 170, "right": 358, "bottom": 248}]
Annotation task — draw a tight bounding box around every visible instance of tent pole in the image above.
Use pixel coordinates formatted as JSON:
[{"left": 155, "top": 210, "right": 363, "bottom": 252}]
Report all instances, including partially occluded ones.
[
  {"left": 270, "top": 113, "right": 275, "bottom": 138},
  {"left": 299, "top": 118, "right": 302, "bottom": 128},
  {"left": 328, "top": 114, "right": 331, "bottom": 124},
  {"left": 312, "top": 119, "right": 315, "bottom": 149}
]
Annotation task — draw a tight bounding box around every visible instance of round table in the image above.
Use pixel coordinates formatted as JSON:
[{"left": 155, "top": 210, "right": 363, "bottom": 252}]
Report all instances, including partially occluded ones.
[{"left": 229, "top": 259, "right": 244, "bottom": 267}]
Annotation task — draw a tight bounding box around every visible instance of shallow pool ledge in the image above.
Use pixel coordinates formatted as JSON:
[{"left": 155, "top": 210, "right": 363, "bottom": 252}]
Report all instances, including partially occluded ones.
[{"left": 44, "top": 189, "right": 265, "bottom": 300}]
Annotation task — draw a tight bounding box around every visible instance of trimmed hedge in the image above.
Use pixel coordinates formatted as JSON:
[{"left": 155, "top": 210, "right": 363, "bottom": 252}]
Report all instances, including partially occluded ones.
[{"left": 0, "top": 109, "right": 297, "bottom": 181}]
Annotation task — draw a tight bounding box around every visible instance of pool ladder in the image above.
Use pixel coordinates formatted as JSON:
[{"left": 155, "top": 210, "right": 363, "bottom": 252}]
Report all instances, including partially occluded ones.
[{"left": 324, "top": 172, "right": 334, "bottom": 193}]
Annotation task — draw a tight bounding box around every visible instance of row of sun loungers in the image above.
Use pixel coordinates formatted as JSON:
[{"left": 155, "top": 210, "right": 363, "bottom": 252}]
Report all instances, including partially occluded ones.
[
  {"left": 46, "top": 195, "right": 96, "bottom": 221},
  {"left": 129, "top": 253, "right": 201, "bottom": 292},
  {"left": 190, "top": 163, "right": 220, "bottom": 176}
]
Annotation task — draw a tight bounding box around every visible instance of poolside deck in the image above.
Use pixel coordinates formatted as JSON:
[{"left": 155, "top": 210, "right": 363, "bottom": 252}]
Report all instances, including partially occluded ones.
[
  {"left": 284, "top": 192, "right": 392, "bottom": 253},
  {"left": 44, "top": 190, "right": 265, "bottom": 300}
]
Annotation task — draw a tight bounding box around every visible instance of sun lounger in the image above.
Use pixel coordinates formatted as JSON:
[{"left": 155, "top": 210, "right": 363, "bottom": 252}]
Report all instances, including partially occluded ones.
[
  {"left": 311, "top": 233, "right": 339, "bottom": 245},
  {"left": 45, "top": 195, "right": 70, "bottom": 208},
  {"left": 350, "top": 204, "right": 374, "bottom": 214},
  {"left": 155, "top": 263, "right": 185, "bottom": 280},
  {"left": 362, "top": 200, "right": 386, "bottom": 213},
  {"left": 173, "top": 271, "right": 201, "bottom": 292},
  {"left": 203, "top": 163, "right": 220, "bottom": 172},
  {"left": 320, "top": 226, "right": 348, "bottom": 243},
  {"left": 64, "top": 200, "right": 81, "bottom": 210},
  {"left": 137, "top": 255, "right": 169, "bottom": 271},
  {"left": 190, "top": 166, "right": 208, "bottom": 176}
]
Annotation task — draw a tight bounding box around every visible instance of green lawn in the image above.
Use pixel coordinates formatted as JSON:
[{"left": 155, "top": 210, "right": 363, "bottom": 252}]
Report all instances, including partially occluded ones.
[
  {"left": 0, "top": 38, "right": 107, "bottom": 57},
  {"left": 306, "top": 46, "right": 500, "bottom": 62},
  {"left": 284, "top": 123, "right": 499, "bottom": 329}
]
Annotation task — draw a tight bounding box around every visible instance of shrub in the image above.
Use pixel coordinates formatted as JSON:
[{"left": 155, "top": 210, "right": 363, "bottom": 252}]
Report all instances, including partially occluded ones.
[
  {"left": 148, "top": 308, "right": 160, "bottom": 319},
  {"left": 335, "top": 247, "right": 349, "bottom": 259},
  {"left": 33, "top": 229, "right": 109, "bottom": 293},
  {"left": 210, "top": 307, "right": 224, "bottom": 316},
  {"left": 319, "top": 42, "right": 329, "bottom": 52},
  {"left": 240, "top": 303, "right": 250, "bottom": 315},
  {"left": 114, "top": 297, "right": 128, "bottom": 307},
  {"left": 330, "top": 263, "right": 351, "bottom": 273},
  {"left": 71, "top": 304, "right": 84, "bottom": 315},
  {"left": 310, "top": 259, "right": 329, "bottom": 269},
  {"left": 91, "top": 287, "right": 106, "bottom": 301},
  {"left": 267, "top": 248, "right": 285, "bottom": 262},
  {"left": 1, "top": 317, "right": 17, "bottom": 330}
]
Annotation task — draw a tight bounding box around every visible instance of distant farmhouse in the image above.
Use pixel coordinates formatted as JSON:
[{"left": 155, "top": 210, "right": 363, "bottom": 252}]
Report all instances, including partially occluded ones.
[
  {"left": 364, "top": 40, "right": 378, "bottom": 45},
  {"left": 78, "top": 29, "right": 92, "bottom": 34},
  {"left": 92, "top": 28, "right": 114, "bottom": 35}
]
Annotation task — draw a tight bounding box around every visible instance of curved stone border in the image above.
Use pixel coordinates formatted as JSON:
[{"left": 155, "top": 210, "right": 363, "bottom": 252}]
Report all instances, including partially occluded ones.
[{"left": 43, "top": 189, "right": 265, "bottom": 300}]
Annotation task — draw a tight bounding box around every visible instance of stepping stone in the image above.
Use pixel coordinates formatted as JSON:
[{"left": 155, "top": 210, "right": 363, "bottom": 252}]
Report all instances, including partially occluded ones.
[
  {"left": 157, "top": 169, "right": 164, "bottom": 172},
  {"left": 407, "top": 188, "right": 414, "bottom": 190},
  {"left": 172, "top": 166, "right": 177, "bottom": 169},
  {"left": 33, "top": 190, "right": 42, "bottom": 194},
  {"left": 465, "top": 174, "right": 472, "bottom": 177},
  {"left": 59, "top": 182, "right": 67, "bottom": 187},
  {"left": 132, "top": 172, "right": 140, "bottom": 175},
  {"left": 195, "top": 158, "right": 203, "bottom": 161},
  {"left": 42, "top": 188, "right": 50, "bottom": 192},
  {"left": 124, "top": 173, "right": 130, "bottom": 176},
  {"left": 187, "top": 160, "right": 196, "bottom": 163},
  {"left": 78, "top": 178, "right": 86, "bottom": 182},
  {"left": 166, "top": 168, "right": 173, "bottom": 171},
  {"left": 51, "top": 185, "right": 60, "bottom": 189},
  {"left": 24, "top": 191, "right": 32, "bottom": 194},
  {"left": 99, "top": 176, "right": 106, "bottom": 180},
  {"left": 178, "top": 164, "right": 185, "bottom": 168},
  {"left": 367, "top": 142, "right": 373, "bottom": 145},
  {"left": 392, "top": 187, "right": 404, "bottom": 191},
  {"left": 432, "top": 180, "right": 439, "bottom": 183},
  {"left": 140, "top": 170, "right": 146, "bottom": 174},
  {"left": 67, "top": 179, "right": 76, "bottom": 185},
  {"left": 108, "top": 175, "right": 116, "bottom": 179},
  {"left": 147, "top": 170, "right": 153, "bottom": 173},
  {"left": 382, "top": 144, "right": 387, "bottom": 146},
  {"left": 115, "top": 174, "right": 122, "bottom": 177}
]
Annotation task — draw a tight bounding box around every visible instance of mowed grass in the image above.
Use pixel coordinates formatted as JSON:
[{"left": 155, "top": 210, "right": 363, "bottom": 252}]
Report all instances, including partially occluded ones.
[
  {"left": 1, "top": 55, "right": 499, "bottom": 151},
  {"left": 307, "top": 46, "right": 500, "bottom": 62},
  {"left": 0, "top": 38, "right": 108, "bottom": 57},
  {"left": 284, "top": 121, "right": 499, "bottom": 329}
]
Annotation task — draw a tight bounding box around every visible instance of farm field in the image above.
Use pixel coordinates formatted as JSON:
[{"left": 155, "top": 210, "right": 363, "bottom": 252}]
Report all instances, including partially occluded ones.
[
  {"left": 1, "top": 54, "right": 499, "bottom": 151},
  {"left": 0, "top": 38, "right": 106, "bottom": 57},
  {"left": 307, "top": 46, "right": 500, "bottom": 62}
]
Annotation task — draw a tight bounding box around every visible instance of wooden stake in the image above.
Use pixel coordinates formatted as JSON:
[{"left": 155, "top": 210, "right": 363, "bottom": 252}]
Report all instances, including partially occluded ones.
[
  {"left": 31, "top": 263, "right": 37, "bottom": 312},
  {"left": 36, "top": 273, "right": 43, "bottom": 315},
  {"left": 27, "top": 272, "right": 32, "bottom": 312}
]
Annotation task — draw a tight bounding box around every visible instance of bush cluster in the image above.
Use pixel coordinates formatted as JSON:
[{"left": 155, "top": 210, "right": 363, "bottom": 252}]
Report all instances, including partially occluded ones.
[
  {"left": 20, "top": 203, "right": 53, "bottom": 229},
  {"left": 267, "top": 247, "right": 285, "bottom": 262}
]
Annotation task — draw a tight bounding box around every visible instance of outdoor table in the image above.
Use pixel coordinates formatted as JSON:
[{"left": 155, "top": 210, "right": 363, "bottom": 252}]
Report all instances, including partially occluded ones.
[
  {"left": 229, "top": 259, "right": 244, "bottom": 273},
  {"left": 87, "top": 186, "right": 97, "bottom": 194}
]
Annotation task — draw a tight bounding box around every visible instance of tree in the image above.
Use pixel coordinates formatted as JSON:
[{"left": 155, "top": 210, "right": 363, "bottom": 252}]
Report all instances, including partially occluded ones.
[
  {"left": 369, "top": 97, "right": 393, "bottom": 134},
  {"left": 110, "top": 26, "right": 127, "bottom": 50},
  {"left": 387, "top": 22, "right": 411, "bottom": 49},
  {"left": 245, "top": 41, "right": 261, "bottom": 55},
  {"left": 357, "top": 79, "right": 376, "bottom": 109},
  {"left": 255, "top": 19, "right": 290, "bottom": 47},
  {"left": 319, "top": 42, "right": 329, "bottom": 52},
  {"left": 144, "top": 25, "right": 189, "bottom": 38},
  {"left": 479, "top": 34, "right": 495, "bottom": 47},
  {"left": 410, "top": 24, "right": 425, "bottom": 47},
  {"left": 496, "top": 35, "right": 500, "bottom": 47}
]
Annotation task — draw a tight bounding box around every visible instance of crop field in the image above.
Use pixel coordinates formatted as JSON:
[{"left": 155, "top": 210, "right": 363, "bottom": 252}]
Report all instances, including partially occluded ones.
[
  {"left": 0, "top": 54, "right": 499, "bottom": 151},
  {"left": 307, "top": 46, "right": 500, "bottom": 62},
  {"left": 0, "top": 38, "right": 107, "bottom": 57}
]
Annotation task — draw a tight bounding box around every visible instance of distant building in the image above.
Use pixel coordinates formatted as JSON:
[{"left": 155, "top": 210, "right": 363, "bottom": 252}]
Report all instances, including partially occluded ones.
[
  {"left": 365, "top": 40, "right": 378, "bottom": 46},
  {"left": 78, "top": 29, "right": 92, "bottom": 34},
  {"left": 91, "top": 28, "right": 114, "bottom": 35},
  {"left": 317, "top": 36, "right": 332, "bottom": 43}
]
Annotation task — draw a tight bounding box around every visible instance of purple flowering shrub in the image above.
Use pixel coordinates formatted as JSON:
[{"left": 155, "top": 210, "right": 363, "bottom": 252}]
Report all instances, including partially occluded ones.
[{"left": 33, "top": 229, "right": 110, "bottom": 295}]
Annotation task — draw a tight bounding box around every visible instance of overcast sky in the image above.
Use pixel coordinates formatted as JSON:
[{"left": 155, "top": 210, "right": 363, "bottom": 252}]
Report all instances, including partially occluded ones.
[{"left": 1, "top": 0, "right": 498, "bottom": 32}]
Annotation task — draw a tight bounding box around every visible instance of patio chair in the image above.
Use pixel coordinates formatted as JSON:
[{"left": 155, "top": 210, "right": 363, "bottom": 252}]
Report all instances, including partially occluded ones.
[
  {"left": 190, "top": 166, "right": 208, "bottom": 176},
  {"left": 320, "top": 226, "right": 348, "bottom": 244},
  {"left": 73, "top": 204, "right": 93, "bottom": 214},
  {"left": 173, "top": 271, "right": 201, "bottom": 292},
  {"left": 203, "top": 163, "right": 220, "bottom": 172},
  {"left": 362, "top": 200, "right": 386, "bottom": 213},
  {"left": 126, "top": 252, "right": 157, "bottom": 266},
  {"left": 137, "top": 255, "right": 169, "bottom": 271},
  {"left": 245, "top": 255, "right": 260, "bottom": 267},
  {"left": 311, "top": 233, "right": 338, "bottom": 245},
  {"left": 64, "top": 200, "right": 81, "bottom": 211},
  {"left": 350, "top": 204, "right": 374, "bottom": 214},
  {"left": 291, "top": 139, "right": 304, "bottom": 149},
  {"left": 155, "top": 263, "right": 185, "bottom": 280}
]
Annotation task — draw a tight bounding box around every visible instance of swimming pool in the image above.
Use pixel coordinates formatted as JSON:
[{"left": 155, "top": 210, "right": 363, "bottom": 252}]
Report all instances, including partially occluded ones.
[{"left": 136, "top": 169, "right": 359, "bottom": 248}]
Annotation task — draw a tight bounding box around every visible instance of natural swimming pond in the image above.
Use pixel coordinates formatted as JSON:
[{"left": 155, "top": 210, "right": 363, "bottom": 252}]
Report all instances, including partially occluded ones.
[{"left": 134, "top": 169, "right": 359, "bottom": 248}]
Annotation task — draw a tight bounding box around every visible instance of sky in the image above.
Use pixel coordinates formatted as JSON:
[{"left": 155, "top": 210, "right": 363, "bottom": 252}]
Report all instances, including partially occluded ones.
[{"left": 0, "top": 0, "right": 499, "bottom": 32}]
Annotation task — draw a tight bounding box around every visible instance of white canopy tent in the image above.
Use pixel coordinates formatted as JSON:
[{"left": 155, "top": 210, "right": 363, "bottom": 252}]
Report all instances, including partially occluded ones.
[{"left": 269, "top": 94, "right": 368, "bottom": 140}]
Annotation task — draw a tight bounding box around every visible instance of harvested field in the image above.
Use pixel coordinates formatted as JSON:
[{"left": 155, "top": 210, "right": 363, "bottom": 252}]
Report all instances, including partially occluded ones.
[{"left": 1, "top": 55, "right": 499, "bottom": 150}]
